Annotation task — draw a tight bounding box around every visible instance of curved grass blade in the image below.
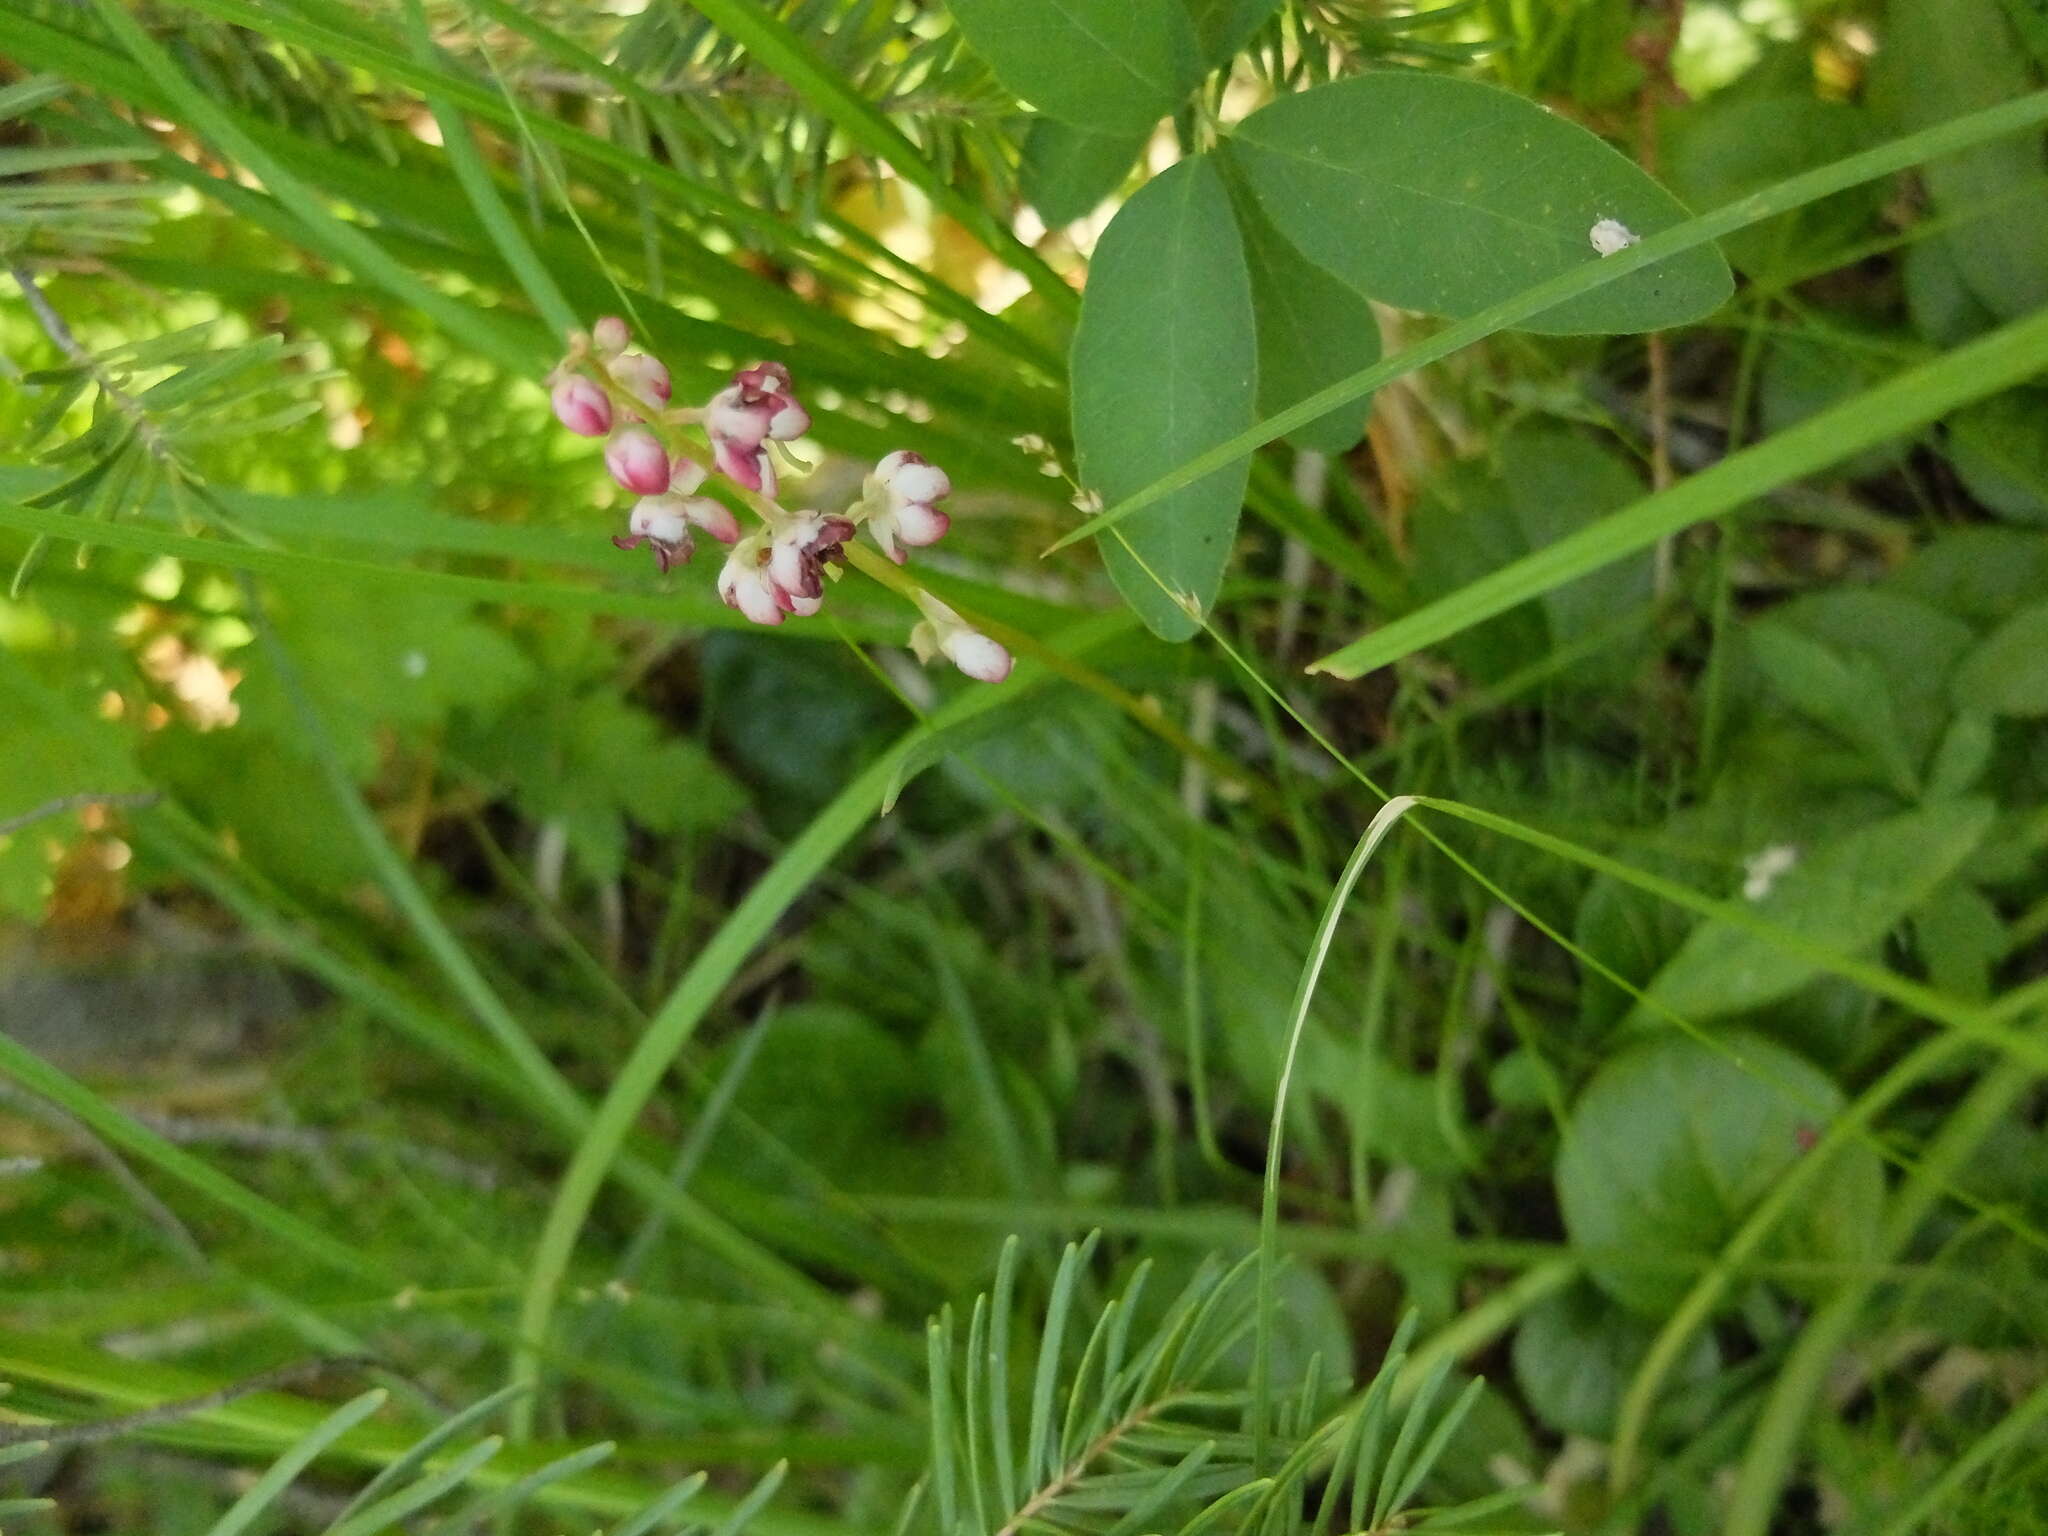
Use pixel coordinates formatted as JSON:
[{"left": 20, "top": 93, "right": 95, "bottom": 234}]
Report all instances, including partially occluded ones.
[{"left": 1253, "top": 796, "right": 1419, "bottom": 1469}]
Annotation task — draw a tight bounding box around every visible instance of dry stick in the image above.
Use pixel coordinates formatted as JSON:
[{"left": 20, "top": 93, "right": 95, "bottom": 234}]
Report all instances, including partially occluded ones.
[
  {"left": 1633, "top": 0, "right": 1684, "bottom": 591},
  {"left": 7, "top": 262, "right": 174, "bottom": 466},
  {"left": 0, "top": 1079, "right": 206, "bottom": 1267},
  {"left": 0, "top": 791, "right": 160, "bottom": 839},
  {"left": 0, "top": 1356, "right": 375, "bottom": 1448},
  {"left": 993, "top": 1394, "right": 1184, "bottom": 1536}
]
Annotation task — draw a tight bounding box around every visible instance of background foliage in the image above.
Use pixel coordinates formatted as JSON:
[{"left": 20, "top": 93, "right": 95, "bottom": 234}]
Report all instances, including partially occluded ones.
[{"left": 2, "top": 0, "right": 2047, "bottom": 1533}]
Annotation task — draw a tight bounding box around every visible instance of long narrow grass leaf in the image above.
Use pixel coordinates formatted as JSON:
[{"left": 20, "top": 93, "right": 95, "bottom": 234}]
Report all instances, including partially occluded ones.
[
  {"left": 1255, "top": 798, "right": 1419, "bottom": 1468},
  {"left": 201, "top": 1389, "right": 389, "bottom": 1536},
  {"left": 331, "top": 1386, "right": 528, "bottom": 1522},
  {"left": 327, "top": 1435, "right": 505, "bottom": 1536}
]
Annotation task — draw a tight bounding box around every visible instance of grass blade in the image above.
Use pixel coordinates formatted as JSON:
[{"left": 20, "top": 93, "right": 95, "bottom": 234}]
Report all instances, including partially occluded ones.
[
  {"left": 1254, "top": 797, "right": 1419, "bottom": 1469},
  {"left": 330, "top": 1385, "right": 527, "bottom": 1523},
  {"left": 327, "top": 1434, "right": 506, "bottom": 1536},
  {"left": 1311, "top": 297, "right": 2048, "bottom": 678},
  {"left": 606, "top": 1471, "right": 706, "bottom": 1536},
  {"left": 400, "top": 0, "right": 579, "bottom": 341},
  {"left": 201, "top": 1389, "right": 389, "bottom": 1536}
]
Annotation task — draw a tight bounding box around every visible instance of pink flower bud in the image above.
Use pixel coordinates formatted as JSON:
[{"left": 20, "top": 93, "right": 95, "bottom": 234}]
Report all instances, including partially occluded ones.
[
  {"left": 552, "top": 376, "right": 613, "bottom": 437},
  {"left": 611, "top": 351, "right": 671, "bottom": 409},
  {"left": 592, "top": 316, "right": 630, "bottom": 356},
  {"left": 865, "top": 450, "right": 953, "bottom": 563},
  {"left": 943, "top": 629, "right": 1012, "bottom": 684},
  {"left": 605, "top": 427, "right": 671, "bottom": 495},
  {"left": 684, "top": 496, "right": 741, "bottom": 545}
]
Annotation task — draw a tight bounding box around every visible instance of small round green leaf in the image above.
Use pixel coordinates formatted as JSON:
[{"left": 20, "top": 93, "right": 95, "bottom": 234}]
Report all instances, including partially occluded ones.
[
  {"left": 1557, "top": 1031, "right": 1884, "bottom": 1315},
  {"left": 1072, "top": 155, "right": 1256, "bottom": 640},
  {"left": 1228, "top": 73, "right": 1732, "bottom": 334},
  {"left": 1512, "top": 1280, "right": 1719, "bottom": 1439}
]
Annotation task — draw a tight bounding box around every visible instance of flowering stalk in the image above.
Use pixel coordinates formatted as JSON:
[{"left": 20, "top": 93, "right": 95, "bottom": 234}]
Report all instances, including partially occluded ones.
[{"left": 546, "top": 317, "right": 1010, "bottom": 683}]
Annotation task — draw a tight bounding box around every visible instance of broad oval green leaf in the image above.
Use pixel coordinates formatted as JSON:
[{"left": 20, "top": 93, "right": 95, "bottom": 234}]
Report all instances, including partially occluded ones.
[
  {"left": 1229, "top": 73, "right": 1732, "bottom": 334},
  {"left": 1224, "top": 168, "right": 1380, "bottom": 454},
  {"left": 1183, "top": 0, "right": 1282, "bottom": 70},
  {"left": 1020, "top": 116, "right": 1147, "bottom": 226},
  {"left": 1876, "top": 0, "right": 2048, "bottom": 322},
  {"left": 1633, "top": 797, "right": 1996, "bottom": 1025},
  {"left": 1947, "top": 390, "right": 2048, "bottom": 524},
  {"left": 944, "top": 0, "right": 1198, "bottom": 134},
  {"left": 1953, "top": 599, "right": 2048, "bottom": 715},
  {"left": 1557, "top": 1032, "right": 1884, "bottom": 1315},
  {"left": 1072, "top": 155, "right": 1256, "bottom": 640},
  {"left": 1511, "top": 1280, "right": 1719, "bottom": 1439}
]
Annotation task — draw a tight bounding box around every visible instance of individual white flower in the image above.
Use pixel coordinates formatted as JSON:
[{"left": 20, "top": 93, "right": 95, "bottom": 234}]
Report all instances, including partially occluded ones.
[
  {"left": 590, "top": 315, "right": 631, "bottom": 356},
  {"left": 613, "top": 495, "right": 694, "bottom": 574},
  {"left": 862, "top": 450, "right": 952, "bottom": 564},
  {"left": 551, "top": 376, "right": 612, "bottom": 437},
  {"left": 717, "top": 535, "right": 786, "bottom": 626},
  {"left": 604, "top": 427, "right": 670, "bottom": 495},
  {"left": 941, "top": 628, "right": 1012, "bottom": 683}
]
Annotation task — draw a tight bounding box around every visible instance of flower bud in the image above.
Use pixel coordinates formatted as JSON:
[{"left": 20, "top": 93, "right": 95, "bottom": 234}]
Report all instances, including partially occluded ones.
[
  {"left": 909, "top": 593, "right": 1010, "bottom": 683},
  {"left": 704, "top": 362, "right": 807, "bottom": 495},
  {"left": 592, "top": 315, "right": 630, "bottom": 356},
  {"left": 942, "top": 628, "right": 1013, "bottom": 684},
  {"left": 604, "top": 427, "right": 671, "bottom": 495},
  {"left": 611, "top": 351, "right": 671, "bottom": 409},
  {"left": 552, "top": 376, "right": 613, "bottom": 437},
  {"left": 683, "top": 496, "right": 741, "bottom": 545},
  {"left": 864, "top": 450, "right": 953, "bottom": 564}
]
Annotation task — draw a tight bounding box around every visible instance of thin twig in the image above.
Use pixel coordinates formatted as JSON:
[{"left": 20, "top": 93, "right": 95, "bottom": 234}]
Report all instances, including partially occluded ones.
[
  {"left": 0, "top": 1356, "right": 376, "bottom": 1448},
  {"left": 1632, "top": 0, "right": 1685, "bottom": 589},
  {"left": 0, "top": 1080, "right": 206, "bottom": 1268},
  {"left": 0, "top": 791, "right": 160, "bottom": 840},
  {"left": 995, "top": 1394, "right": 1183, "bottom": 1536},
  {"left": 6, "top": 262, "right": 174, "bottom": 465}
]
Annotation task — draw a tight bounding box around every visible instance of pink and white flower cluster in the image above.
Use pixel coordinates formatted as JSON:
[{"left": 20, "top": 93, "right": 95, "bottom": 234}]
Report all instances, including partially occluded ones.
[{"left": 546, "top": 318, "right": 1009, "bottom": 683}]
